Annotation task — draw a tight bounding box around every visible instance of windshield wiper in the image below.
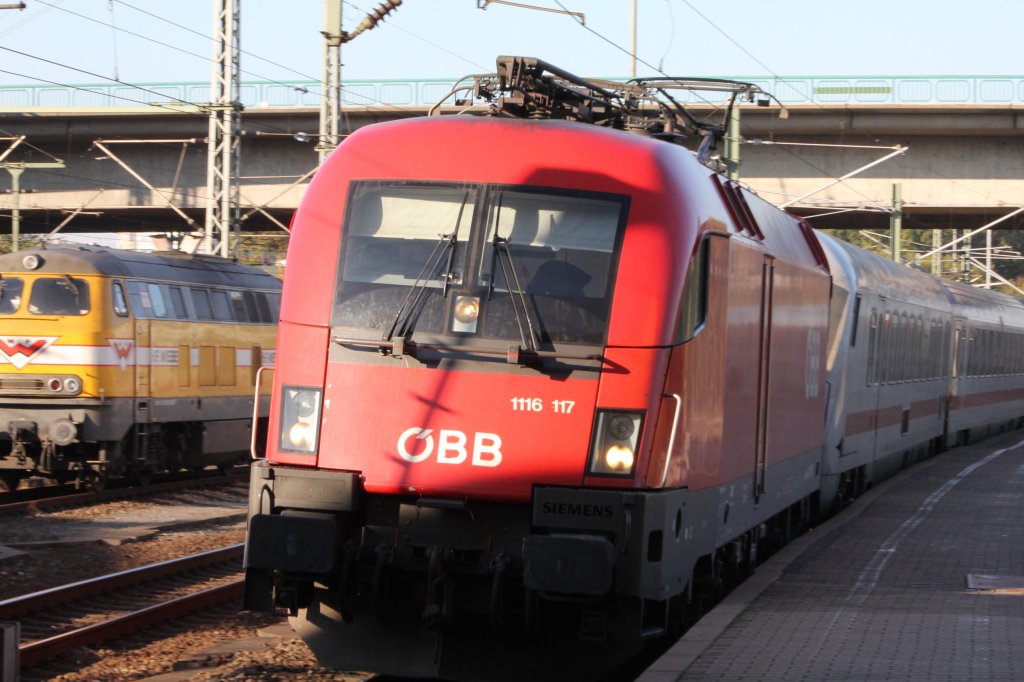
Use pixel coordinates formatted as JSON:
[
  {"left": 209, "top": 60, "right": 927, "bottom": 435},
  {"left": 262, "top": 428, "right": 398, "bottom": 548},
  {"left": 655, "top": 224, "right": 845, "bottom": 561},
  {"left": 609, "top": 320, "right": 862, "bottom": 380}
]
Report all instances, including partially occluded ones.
[
  {"left": 379, "top": 193, "right": 470, "bottom": 355},
  {"left": 490, "top": 234, "right": 540, "bottom": 354},
  {"left": 381, "top": 232, "right": 457, "bottom": 352},
  {"left": 60, "top": 274, "right": 80, "bottom": 304}
]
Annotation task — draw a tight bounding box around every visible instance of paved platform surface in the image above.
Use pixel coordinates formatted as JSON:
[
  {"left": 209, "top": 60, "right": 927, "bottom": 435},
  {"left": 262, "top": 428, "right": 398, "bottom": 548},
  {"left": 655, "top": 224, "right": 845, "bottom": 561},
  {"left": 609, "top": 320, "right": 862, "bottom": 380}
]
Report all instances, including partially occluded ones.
[{"left": 640, "top": 430, "right": 1024, "bottom": 682}]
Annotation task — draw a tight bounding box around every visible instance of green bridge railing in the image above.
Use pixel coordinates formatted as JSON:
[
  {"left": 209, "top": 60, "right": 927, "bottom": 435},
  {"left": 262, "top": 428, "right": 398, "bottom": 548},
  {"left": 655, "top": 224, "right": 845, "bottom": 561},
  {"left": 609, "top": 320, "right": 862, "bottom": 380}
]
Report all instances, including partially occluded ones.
[{"left": 0, "top": 75, "right": 1020, "bottom": 109}]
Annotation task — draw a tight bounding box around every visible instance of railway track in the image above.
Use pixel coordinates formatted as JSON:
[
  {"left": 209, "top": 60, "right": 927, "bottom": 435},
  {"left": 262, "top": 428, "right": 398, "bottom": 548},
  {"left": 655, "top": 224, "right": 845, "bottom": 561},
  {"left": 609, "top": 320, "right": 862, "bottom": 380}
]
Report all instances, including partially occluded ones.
[
  {"left": 0, "top": 468, "right": 247, "bottom": 515},
  {"left": 0, "top": 544, "right": 245, "bottom": 669}
]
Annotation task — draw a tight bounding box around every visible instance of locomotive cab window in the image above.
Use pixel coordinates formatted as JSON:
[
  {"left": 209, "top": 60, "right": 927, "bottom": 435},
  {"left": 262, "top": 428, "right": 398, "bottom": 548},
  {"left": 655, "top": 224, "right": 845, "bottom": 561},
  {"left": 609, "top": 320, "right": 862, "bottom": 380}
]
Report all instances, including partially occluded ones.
[
  {"left": 0, "top": 277, "right": 24, "bottom": 314},
  {"left": 29, "top": 276, "right": 90, "bottom": 315},
  {"left": 481, "top": 189, "right": 624, "bottom": 345},
  {"left": 333, "top": 183, "right": 476, "bottom": 334},
  {"left": 332, "top": 181, "right": 627, "bottom": 348},
  {"left": 112, "top": 281, "right": 129, "bottom": 316},
  {"left": 676, "top": 238, "right": 710, "bottom": 343}
]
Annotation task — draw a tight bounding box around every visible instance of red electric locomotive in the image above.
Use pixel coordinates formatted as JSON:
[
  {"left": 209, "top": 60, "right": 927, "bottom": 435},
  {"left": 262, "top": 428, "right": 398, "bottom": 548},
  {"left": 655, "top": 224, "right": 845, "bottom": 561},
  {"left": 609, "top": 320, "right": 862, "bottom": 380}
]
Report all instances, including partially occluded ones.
[
  {"left": 243, "top": 58, "right": 831, "bottom": 679},
  {"left": 242, "top": 58, "right": 1024, "bottom": 679}
]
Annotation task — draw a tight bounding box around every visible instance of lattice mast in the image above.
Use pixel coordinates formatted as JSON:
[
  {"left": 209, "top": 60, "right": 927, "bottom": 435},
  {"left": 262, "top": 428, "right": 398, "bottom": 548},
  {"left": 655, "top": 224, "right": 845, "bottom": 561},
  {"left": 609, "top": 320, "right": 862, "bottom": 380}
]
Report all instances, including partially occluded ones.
[{"left": 204, "top": 0, "right": 242, "bottom": 258}]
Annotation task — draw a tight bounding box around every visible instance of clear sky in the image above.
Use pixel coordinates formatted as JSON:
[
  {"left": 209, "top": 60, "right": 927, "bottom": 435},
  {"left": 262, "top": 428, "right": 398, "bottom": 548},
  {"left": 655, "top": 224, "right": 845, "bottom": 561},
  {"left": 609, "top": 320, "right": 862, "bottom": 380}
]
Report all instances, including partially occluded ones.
[{"left": 0, "top": 0, "right": 1020, "bottom": 94}]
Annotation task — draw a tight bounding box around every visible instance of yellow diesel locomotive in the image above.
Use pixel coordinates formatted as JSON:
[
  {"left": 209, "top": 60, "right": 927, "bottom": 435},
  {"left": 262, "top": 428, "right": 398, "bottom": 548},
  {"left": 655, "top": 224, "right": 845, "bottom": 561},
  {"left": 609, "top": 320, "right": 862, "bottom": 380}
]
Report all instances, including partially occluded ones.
[{"left": 0, "top": 244, "right": 281, "bottom": 490}]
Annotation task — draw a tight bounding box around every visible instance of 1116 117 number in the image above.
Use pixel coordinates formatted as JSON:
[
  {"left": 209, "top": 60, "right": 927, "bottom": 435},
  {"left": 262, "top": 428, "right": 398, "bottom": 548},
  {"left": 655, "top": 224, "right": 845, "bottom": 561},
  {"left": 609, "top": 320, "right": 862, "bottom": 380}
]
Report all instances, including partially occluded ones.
[{"left": 510, "top": 398, "right": 575, "bottom": 414}]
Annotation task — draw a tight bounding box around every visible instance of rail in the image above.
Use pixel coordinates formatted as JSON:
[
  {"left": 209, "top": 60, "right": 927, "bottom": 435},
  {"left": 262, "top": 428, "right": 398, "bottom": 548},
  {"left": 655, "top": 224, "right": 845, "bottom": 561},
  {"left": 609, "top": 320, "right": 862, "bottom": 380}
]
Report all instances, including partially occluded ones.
[
  {"left": 0, "top": 544, "right": 244, "bottom": 667},
  {"left": 0, "top": 469, "right": 246, "bottom": 515},
  {"left": 0, "top": 75, "right": 1021, "bottom": 109}
]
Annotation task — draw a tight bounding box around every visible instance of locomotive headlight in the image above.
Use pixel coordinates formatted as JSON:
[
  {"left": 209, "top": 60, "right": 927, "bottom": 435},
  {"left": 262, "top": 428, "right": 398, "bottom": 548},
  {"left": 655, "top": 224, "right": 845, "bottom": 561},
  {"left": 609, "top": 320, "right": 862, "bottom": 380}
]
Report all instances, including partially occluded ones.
[
  {"left": 294, "top": 391, "right": 317, "bottom": 418},
  {"left": 278, "top": 386, "right": 322, "bottom": 454},
  {"left": 607, "top": 414, "right": 635, "bottom": 440},
  {"left": 452, "top": 295, "right": 480, "bottom": 334},
  {"left": 587, "top": 410, "right": 644, "bottom": 477},
  {"left": 604, "top": 444, "right": 635, "bottom": 472},
  {"left": 63, "top": 376, "right": 82, "bottom": 395},
  {"left": 288, "top": 422, "right": 317, "bottom": 450}
]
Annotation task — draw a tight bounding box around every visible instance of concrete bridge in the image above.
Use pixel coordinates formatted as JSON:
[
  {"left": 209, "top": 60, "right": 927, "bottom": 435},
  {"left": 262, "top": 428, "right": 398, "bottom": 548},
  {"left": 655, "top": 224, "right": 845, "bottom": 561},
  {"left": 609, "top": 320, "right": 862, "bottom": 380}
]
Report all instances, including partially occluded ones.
[{"left": 1, "top": 76, "right": 1022, "bottom": 250}]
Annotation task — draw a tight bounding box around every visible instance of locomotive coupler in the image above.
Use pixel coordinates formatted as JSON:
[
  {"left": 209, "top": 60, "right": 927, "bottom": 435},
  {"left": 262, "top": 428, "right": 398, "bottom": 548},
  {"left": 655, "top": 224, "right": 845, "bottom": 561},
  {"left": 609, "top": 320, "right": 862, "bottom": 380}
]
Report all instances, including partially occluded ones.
[
  {"left": 490, "top": 553, "right": 510, "bottom": 629},
  {"left": 422, "top": 544, "right": 453, "bottom": 628},
  {"left": 372, "top": 544, "right": 394, "bottom": 616}
]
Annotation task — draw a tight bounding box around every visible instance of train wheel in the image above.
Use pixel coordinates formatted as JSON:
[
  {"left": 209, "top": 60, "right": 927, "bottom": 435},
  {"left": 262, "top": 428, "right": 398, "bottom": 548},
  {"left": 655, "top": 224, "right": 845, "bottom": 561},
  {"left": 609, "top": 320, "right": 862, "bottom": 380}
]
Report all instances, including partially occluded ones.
[{"left": 81, "top": 471, "right": 107, "bottom": 493}]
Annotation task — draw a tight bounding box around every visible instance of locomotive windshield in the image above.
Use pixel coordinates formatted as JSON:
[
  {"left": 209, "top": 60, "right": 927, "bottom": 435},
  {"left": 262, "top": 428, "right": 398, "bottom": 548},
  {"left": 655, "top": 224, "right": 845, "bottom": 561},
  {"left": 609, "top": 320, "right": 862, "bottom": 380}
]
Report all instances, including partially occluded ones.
[
  {"left": 28, "top": 276, "right": 90, "bottom": 316},
  {"left": 333, "top": 181, "right": 627, "bottom": 347},
  {"left": 0, "top": 278, "right": 24, "bottom": 314}
]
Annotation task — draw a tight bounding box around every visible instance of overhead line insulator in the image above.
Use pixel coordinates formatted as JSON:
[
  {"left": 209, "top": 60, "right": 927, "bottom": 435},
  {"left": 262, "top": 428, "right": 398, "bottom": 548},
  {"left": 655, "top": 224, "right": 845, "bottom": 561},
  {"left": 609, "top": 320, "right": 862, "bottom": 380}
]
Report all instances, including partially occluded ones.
[{"left": 342, "top": 0, "right": 402, "bottom": 43}]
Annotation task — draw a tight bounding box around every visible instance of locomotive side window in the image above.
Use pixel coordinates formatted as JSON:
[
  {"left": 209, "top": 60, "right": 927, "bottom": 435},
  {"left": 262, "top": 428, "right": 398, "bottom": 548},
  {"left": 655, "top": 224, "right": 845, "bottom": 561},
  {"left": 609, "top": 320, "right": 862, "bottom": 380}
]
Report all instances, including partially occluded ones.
[
  {"left": 254, "top": 292, "right": 273, "bottom": 322},
  {"left": 112, "top": 281, "right": 129, "bottom": 316},
  {"left": 126, "top": 281, "right": 152, "bottom": 318},
  {"left": 677, "top": 238, "right": 709, "bottom": 343},
  {"left": 242, "top": 291, "right": 260, "bottom": 322},
  {"left": 146, "top": 283, "right": 169, "bottom": 318},
  {"left": 168, "top": 286, "right": 190, "bottom": 319},
  {"left": 228, "top": 290, "right": 248, "bottom": 320},
  {"left": 0, "top": 277, "right": 24, "bottom": 314},
  {"left": 29, "top": 276, "right": 90, "bottom": 315},
  {"left": 210, "top": 290, "right": 234, "bottom": 322},
  {"left": 266, "top": 292, "right": 281, "bottom": 322},
  {"left": 191, "top": 288, "right": 214, "bottom": 320}
]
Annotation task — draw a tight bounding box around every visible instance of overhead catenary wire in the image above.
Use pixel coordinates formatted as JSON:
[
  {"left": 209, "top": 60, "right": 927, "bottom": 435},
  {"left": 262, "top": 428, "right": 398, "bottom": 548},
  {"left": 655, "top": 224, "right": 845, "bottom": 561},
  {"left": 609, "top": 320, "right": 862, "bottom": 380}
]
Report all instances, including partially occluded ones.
[{"left": 26, "top": 0, "right": 472, "bottom": 119}]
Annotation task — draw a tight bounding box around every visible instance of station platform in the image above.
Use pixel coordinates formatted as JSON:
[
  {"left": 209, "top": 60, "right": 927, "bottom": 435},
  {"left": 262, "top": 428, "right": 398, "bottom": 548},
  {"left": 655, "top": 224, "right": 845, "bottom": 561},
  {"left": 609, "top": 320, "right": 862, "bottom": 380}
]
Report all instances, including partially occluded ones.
[{"left": 639, "top": 429, "right": 1024, "bottom": 681}]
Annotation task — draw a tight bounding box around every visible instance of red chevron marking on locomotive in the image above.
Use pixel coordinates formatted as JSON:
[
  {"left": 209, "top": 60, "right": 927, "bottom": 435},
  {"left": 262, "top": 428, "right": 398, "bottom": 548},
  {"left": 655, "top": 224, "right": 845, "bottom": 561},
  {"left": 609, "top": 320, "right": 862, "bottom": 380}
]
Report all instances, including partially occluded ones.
[
  {"left": 108, "top": 338, "right": 134, "bottom": 370},
  {"left": 108, "top": 338, "right": 134, "bottom": 359},
  {"left": 0, "top": 336, "right": 59, "bottom": 369}
]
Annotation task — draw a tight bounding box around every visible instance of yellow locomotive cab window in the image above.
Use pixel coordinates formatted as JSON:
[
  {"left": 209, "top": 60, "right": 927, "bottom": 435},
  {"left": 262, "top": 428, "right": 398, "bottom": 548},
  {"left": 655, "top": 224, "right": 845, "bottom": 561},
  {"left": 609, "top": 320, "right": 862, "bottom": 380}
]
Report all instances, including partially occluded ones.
[
  {"left": 29, "top": 276, "right": 90, "bottom": 315},
  {"left": 112, "top": 281, "right": 129, "bottom": 316},
  {"left": 0, "top": 278, "right": 24, "bottom": 314}
]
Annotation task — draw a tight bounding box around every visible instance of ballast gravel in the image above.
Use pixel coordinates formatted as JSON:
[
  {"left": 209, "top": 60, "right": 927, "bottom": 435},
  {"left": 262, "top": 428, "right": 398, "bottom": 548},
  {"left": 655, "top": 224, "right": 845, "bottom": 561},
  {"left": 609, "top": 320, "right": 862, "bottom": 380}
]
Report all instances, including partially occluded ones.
[{"left": 2, "top": 493, "right": 370, "bottom": 681}]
